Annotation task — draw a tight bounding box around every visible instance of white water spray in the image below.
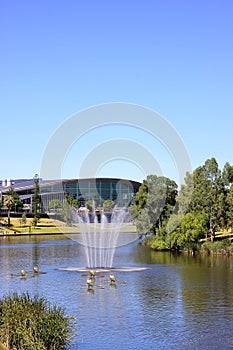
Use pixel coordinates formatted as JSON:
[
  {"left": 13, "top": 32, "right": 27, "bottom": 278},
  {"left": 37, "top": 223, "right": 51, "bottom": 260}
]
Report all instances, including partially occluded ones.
[{"left": 74, "top": 205, "right": 127, "bottom": 268}]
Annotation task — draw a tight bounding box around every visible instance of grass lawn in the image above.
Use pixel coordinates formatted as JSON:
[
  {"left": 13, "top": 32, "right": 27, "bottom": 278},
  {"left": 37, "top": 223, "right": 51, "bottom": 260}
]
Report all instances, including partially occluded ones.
[{"left": 0, "top": 217, "right": 137, "bottom": 235}]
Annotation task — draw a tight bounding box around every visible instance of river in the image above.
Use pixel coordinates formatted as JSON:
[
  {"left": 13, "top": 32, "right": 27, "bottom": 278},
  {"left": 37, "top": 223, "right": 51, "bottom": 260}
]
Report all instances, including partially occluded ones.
[{"left": 0, "top": 234, "right": 233, "bottom": 349}]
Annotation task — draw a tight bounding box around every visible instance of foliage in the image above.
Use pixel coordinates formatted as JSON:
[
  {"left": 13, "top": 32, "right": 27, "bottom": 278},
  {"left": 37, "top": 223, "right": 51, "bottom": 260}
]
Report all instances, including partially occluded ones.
[
  {"left": 0, "top": 292, "right": 74, "bottom": 350},
  {"left": 61, "top": 200, "right": 74, "bottom": 225},
  {"left": 20, "top": 212, "right": 27, "bottom": 226},
  {"left": 65, "top": 196, "right": 79, "bottom": 208},
  {"left": 136, "top": 209, "right": 151, "bottom": 235},
  {"left": 102, "top": 199, "right": 115, "bottom": 213},
  {"left": 176, "top": 212, "right": 207, "bottom": 252},
  {"left": 200, "top": 239, "right": 232, "bottom": 255},
  {"left": 191, "top": 158, "right": 226, "bottom": 241},
  {"left": 3, "top": 188, "right": 23, "bottom": 227},
  {"left": 176, "top": 172, "right": 194, "bottom": 215},
  {"left": 150, "top": 236, "right": 169, "bottom": 251},
  {"left": 86, "top": 200, "right": 96, "bottom": 212},
  {"left": 3, "top": 195, "right": 15, "bottom": 227},
  {"left": 226, "top": 184, "right": 233, "bottom": 227},
  {"left": 4, "top": 187, "right": 23, "bottom": 210},
  {"left": 130, "top": 175, "right": 177, "bottom": 235},
  {"left": 130, "top": 157, "right": 233, "bottom": 253},
  {"left": 129, "top": 179, "right": 148, "bottom": 220},
  {"left": 48, "top": 199, "right": 63, "bottom": 210},
  {"left": 32, "top": 174, "right": 41, "bottom": 226}
]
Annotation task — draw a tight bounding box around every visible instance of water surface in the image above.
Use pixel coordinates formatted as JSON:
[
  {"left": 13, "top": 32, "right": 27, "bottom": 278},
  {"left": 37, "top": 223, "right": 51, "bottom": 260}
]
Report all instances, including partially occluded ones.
[{"left": 0, "top": 235, "right": 233, "bottom": 349}]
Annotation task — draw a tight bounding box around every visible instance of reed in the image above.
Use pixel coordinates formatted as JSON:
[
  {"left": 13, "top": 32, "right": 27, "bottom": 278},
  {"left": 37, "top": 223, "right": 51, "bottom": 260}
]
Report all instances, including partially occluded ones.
[{"left": 0, "top": 292, "right": 74, "bottom": 350}]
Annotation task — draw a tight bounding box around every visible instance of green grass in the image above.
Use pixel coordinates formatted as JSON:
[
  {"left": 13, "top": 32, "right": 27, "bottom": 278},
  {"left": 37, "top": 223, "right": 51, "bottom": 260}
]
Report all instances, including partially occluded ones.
[{"left": 1, "top": 218, "right": 137, "bottom": 235}]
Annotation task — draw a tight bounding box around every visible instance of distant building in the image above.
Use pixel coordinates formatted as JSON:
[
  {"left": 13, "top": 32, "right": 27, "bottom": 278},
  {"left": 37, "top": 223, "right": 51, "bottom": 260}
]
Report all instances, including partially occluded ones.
[{"left": 0, "top": 178, "right": 141, "bottom": 213}]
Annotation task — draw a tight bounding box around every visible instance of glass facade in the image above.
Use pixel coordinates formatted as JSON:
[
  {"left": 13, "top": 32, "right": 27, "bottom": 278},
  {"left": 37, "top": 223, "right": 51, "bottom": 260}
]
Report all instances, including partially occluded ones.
[
  {"left": 0, "top": 178, "right": 141, "bottom": 213},
  {"left": 66, "top": 178, "right": 140, "bottom": 206}
]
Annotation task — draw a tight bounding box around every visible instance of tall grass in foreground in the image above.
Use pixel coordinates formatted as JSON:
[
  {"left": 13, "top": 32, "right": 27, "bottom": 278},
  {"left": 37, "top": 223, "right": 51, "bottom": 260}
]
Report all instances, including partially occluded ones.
[{"left": 0, "top": 292, "right": 74, "bottom": 350}]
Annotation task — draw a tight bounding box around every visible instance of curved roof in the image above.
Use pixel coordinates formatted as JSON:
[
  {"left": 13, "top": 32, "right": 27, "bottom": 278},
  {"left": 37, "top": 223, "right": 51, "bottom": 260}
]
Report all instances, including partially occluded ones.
[{"left": 0, "top": 178, "right": 141, "bottom": 194}]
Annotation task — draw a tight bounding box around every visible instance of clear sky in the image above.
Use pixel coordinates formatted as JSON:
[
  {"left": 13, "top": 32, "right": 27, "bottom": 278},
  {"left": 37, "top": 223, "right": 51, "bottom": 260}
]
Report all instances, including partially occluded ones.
[{"left": 1, "top": 0, "right": 233, "bottom": 185}]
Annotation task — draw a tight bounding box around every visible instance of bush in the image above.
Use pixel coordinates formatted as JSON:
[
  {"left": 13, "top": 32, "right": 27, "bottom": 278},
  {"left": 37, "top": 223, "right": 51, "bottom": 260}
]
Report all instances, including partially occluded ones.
[
  {"left": 201, "top": 239, "right": 232, "bottom": 255},
  {"left": 0, "top": 292, "right": 74, "bottom": 350},
  {"left": 150, "top": 237, "right": 169, "bottom": 251}
]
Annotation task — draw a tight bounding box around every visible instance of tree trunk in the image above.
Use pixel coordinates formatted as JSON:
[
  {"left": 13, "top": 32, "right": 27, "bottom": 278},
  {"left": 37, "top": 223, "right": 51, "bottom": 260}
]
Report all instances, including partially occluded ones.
[
  {"left": 7, "top": 209, "right": 10, "bottom": 227},
  {"left": 210, "top": 227, "right": 215, "bottom": 243}
]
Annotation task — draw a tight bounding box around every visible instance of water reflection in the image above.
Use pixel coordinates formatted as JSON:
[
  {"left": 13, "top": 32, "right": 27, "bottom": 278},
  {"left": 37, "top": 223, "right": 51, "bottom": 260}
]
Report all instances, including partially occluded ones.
[{"left": 1, "top": 235, "right": 233, "bottom": 349}]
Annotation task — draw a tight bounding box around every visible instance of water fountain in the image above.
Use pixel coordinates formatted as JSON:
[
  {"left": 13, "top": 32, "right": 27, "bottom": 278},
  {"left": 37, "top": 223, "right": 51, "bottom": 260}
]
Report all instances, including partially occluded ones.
[
  {"left": 75, "top": 206, "right": 126, "bottom": 269},
  {"left": 59, "top": 203, "right": 149, "bottom": 273}
]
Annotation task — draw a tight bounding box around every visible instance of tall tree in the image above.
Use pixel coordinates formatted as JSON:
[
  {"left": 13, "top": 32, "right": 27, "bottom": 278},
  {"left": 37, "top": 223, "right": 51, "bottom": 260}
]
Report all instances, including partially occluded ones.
[
  {"left": 177, "top": 212, "right": 207, "bottom": 253},
  {"left": 177, "top": 172, "right": 194, "bottom": 215},
  {"left": 130, "top": 175, "right": 177, "bottom": 235},
  {"left": 190, "top": 158, "right": 225, "bottom": 241},
  {"left": 222, "top": 162, "right": 233, "bottom": 187},
  {"left": 226, "top": 184, "right": 233, "bottom": 228},
  {"left": 32, "top": 174, "right": 40, "bottom": 226},
  {"left": 129, "top": 179, "right": 148, "bottom": 220}
]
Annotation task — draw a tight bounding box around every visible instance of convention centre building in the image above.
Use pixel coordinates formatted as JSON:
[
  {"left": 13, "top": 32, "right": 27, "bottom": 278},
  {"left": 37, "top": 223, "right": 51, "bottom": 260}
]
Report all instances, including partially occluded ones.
[{"left": 0, "top": 178, "right": 141, "bottom": 213}]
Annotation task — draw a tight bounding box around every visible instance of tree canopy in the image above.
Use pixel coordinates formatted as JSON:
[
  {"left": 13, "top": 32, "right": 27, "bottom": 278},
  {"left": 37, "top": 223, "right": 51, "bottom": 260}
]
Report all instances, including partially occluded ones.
[{"left": 131, "top": 158, "right": 233, "bottom": 251}]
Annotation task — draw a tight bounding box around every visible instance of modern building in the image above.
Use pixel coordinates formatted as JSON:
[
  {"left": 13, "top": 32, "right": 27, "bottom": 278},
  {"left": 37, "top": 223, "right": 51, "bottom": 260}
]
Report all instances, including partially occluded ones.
[{"left": 0, "top": 178, "right": 141, "bottom": 213}]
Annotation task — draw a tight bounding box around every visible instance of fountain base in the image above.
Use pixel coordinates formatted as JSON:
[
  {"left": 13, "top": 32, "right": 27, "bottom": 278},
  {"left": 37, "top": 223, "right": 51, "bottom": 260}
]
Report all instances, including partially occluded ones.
[{"left": 58, "top": 266, "right": 150, "bottom": 273}]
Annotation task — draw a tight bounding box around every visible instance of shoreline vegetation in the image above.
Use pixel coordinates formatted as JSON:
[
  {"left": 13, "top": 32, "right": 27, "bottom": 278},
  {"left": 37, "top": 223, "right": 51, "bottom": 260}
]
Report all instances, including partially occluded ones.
[
  {"left": 1, "top": 217, "right": 233, "bottom": 256},
  {"left": 129, "top": 158, "right": 233, "bottom": 257},
  {"left": 143, "top": 234, "right": 233, "bottom": 256},
  {"left": 0, "top": 292, "right": 73, "bottom": 350}
]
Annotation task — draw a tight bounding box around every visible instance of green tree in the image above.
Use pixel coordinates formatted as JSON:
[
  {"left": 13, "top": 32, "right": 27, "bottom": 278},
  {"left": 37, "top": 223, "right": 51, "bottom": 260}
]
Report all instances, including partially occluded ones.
[
  {"left": 191, "top": 158, "right": 225, "bottom": 241},
  {"left": 61, "top": 199, "right": 74, "bottom": 225},
  {"left": 20, "top": 212, "right": 27, "bottom": 226},
  {"left": 5, "top": 187, "right": 22, "bottom": 212},
  {"left": 102, "top": 199, "right": 115, "bottom": 213},
  {"left": 136, "top": 209, "right": 151, "bottom": 235},
  {"left": 66, "top": 195, "right": 79, "bottom": 208},
  {"left": 177, "top": 212, "right": 207, "bottom": 253},
  {"left": 3, "top": 195, "right": 15, "bottom": 227},
  {"left": 226, "top": 184, "right": 233, "bottom": 228},
  {"left": 86, "top": 200, "right": 96, "bottom": 212},
  {"left": 48, "top": 199, "right": 62, "bottom": 211},
  {"left": 130, "top": 175, "right": 177, "bottom": 235},
  {"left": 2, "top": 187, "right": 22, "bottom": 226},
  {"left": 222, "top": 162, "right": 233, "bottom": 187},
  {"left": 32, "top": 174, "right": 40, "bottom": 226},
  {"left": 129, "top": 179, "right": 148, "bottom": 220},
  {"left": 177, "top": 172, "right": 194, "bottom": 215}
]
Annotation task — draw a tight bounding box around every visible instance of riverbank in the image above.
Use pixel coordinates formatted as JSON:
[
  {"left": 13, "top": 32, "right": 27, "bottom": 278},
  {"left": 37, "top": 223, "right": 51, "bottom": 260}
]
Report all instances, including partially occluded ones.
[
  {"left": 143, "top": 233, "right": 233, "bottom": 256},
  {"left": 0, "top": 218, "right": 137, "bottom": 236}
]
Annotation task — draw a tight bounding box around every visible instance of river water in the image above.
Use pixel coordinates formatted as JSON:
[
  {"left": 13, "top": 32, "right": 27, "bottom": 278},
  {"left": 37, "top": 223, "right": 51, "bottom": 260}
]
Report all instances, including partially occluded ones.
[{"left": 0, "top": 234, "right": 233, "bottom": 349}]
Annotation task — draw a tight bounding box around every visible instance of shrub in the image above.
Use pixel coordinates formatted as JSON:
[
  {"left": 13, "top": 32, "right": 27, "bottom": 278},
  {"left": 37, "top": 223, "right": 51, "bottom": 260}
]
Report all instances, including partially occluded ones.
[
  {"left": 201, "top": 239, "right": 232, "bottom": 255},
  {"left": 0, "top": 292, "right": 74, "bottom": 350},
  {"left": 150, "top": 237, "right": 169, "bottom": 251}
]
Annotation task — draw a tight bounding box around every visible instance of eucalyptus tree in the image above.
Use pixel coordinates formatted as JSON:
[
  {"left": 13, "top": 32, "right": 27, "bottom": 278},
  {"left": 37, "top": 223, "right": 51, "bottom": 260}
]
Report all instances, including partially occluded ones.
[
  {"left": 129, "top": 179, "right": 148, "bottom": 220},
  {"left": 130, "top": 174, "right": 177, "bottom": 235},
  {"left": 222, "top": 162, "right": 233, "bottom": 187},
  {"left": 189, "top": 158, "right": 225, "bottom": 241},
  {"left": 177, "top": 172, "right": 194, "bottom": 215},
  {"left": 226, "top": 184, "right": 233, "bottom": 228}
]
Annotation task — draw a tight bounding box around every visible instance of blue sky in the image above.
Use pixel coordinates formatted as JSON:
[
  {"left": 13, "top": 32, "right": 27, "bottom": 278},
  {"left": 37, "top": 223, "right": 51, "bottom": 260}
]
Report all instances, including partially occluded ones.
[{"left": 1, "top": 0, "right": 233, "bottom": 185}]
